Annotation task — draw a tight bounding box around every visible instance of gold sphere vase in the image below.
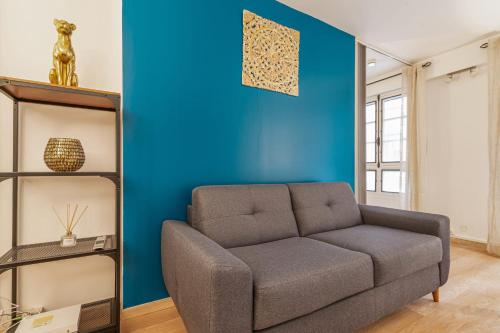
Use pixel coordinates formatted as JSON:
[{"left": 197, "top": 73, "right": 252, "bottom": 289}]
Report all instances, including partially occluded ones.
[{"left": 44, "top": 138, "right": 85, "bottom": 172}]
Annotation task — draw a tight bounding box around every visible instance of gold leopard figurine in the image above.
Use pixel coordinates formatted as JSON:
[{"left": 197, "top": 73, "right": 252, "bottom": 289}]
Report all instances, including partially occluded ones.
[{"left": 49, "top": 19, "right": 78, "bottom": 87}]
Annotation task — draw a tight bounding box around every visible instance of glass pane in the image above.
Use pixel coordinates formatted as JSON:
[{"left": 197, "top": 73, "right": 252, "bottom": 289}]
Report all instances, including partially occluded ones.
[
  {"left": 366, "top": 103, "right": 376, "bottom": 122},
  {"left": 382, "top": 140, "right": 401, "bottom": 162},
  {"left": 382, "top": 95, "right": 405, "bottom": 163},
  {"left": 366, "top": 102, "right": 377, "bottom": 164},
  {"left": 401, "top": 171, "right": 407, "bottom": 193},
  {"left": 402, "top": 139, "right": 407, "bottom": 162},
  {"left": 366, "top": 170, "right": 376, "bottom": 191},
  {"left": 383, "top": 97, "right": 403, "bottom": 119},
  {"left": 366, "top": 143, "right": 376, "bottom": 163},
  {"left": 366, "top": 123, "right": 376, "bottom": 143},
  {"left": 382, "top": 170, "right": 401, "bottom": 193},
  {"left": 383, "top": 118, "right": 402, "bottom": 139},
  {"left": 403, "top": 117, "right": 407, "bottom": 140}
]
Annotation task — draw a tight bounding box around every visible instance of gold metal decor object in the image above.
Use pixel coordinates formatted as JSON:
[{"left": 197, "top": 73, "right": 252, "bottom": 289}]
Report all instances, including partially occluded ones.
[
  {"left": 49, "top": 19, "right": 79, "bottom": 87},
  {"left": 242, "top": 10, "right": 300, "bottom": 96},
  {"left": 44, "top": 138, "right": 85, "bottom": 172}
]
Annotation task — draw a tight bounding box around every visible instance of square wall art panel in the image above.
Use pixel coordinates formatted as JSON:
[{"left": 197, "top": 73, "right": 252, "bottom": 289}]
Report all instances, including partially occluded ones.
[{"left": 242, "top": 10, "right": 300, "bottom": 96}]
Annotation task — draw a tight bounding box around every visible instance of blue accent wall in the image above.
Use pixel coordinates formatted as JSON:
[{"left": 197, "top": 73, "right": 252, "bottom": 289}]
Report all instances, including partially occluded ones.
[{"left": 123, "top": 0, "right": 355, "bottom": 308}]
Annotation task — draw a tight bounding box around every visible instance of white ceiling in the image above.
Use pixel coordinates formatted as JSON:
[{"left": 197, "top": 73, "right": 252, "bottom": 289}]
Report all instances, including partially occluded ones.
[
  {"left": 278, "top": 0, "right": 500, "bottom": 63},
  {"left": 366, "top": 48, "right": 405, "bottom": 81}
]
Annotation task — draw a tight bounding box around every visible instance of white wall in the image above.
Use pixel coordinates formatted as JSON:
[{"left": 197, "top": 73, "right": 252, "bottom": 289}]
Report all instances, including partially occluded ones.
[
  {"left": 419, "top": 39, "right": 489, "bottom": 242},
  {"left": 0, "top": 0, "right": 121, "bottom": 313}
]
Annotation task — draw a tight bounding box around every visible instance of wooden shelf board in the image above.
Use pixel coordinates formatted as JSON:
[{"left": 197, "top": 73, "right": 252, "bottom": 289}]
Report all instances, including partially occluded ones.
[{"left": 0, "top": 76, "right": 120, "bottom": 111}]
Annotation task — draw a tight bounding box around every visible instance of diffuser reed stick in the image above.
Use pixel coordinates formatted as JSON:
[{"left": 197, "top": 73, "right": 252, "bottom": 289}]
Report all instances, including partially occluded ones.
[{"left": 52, "top": 203, "right": 88, "bottom": 236}]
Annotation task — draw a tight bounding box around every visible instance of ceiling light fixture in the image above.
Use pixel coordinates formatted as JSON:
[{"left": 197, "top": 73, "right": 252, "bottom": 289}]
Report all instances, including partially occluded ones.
[{"left": 367, "top": 60, "right": 376, "bottom": 68}]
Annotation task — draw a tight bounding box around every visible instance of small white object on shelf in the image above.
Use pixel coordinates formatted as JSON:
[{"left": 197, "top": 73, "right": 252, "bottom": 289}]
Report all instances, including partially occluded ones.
[
  {"left": 16, "top": 304, "right": 81, "bottom": 333},
  {"left": 93, "top": 235, "right": 107, "bottom": 251}
]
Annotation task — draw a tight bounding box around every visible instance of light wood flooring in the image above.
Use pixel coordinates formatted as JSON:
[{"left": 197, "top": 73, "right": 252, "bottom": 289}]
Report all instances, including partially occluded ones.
[{"left": 121, "top": 242, "right": 500, "bottom": 333}]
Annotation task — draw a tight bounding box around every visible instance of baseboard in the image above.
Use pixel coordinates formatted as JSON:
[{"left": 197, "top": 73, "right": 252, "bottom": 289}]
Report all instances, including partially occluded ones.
[
  {"left": 451, "top": 233, "right": 487, "bottom": 244},
  {"left": 451, "top": 236, "right": 487, "bottom": 253},
  {"left": 121, "top": 297, "right": 174, "bottom": 320}
]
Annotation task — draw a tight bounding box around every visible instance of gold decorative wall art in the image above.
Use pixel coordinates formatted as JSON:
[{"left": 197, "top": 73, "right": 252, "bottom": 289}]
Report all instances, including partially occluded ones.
[{"left": 242, "top": 10, "right": 300, "bottom": 96}]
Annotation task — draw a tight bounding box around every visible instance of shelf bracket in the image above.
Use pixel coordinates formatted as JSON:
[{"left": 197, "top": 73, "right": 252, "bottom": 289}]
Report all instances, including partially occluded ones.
[
  {"left": 0, "top": 176, "right": 12, "bottom": 183},
  {"left": 101, "top": 175, "right": 120, "bottom": 188},
  {"left": 101, "top": 252, "right": 118, "bottom": 261},
  {"left": 0, "top": 248, "right": 12, "bottom": 275},
  {"left": 0, "top": 80, "right": 14, "bottom": 100}
]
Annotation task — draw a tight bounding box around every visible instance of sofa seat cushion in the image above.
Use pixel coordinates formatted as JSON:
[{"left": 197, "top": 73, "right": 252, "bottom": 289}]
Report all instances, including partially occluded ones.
[
  {"left": 309, "top": 224, "right": 443, "bottom": 286},
  {"left": 228, "top": 237, "right": 374, "bottom": 330}
]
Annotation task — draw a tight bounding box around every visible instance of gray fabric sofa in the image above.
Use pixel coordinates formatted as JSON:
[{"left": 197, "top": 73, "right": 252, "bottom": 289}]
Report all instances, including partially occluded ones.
[{"left": 162, "top": 182, "right": 450, "bottom": 333}]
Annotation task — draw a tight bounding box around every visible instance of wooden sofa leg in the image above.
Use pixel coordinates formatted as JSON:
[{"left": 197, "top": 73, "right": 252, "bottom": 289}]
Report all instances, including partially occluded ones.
[{"left": 432, "top": 288, "right": 440, "bottom": 302}]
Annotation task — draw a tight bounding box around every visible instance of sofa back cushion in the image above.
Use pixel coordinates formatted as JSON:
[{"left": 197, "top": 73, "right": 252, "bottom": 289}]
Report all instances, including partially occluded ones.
[
  {"left": 191, "top": 184, "right": 299, "bottom": 248},
  {"left": 288, "top": 182, "right": 362, "bottom": 236}
]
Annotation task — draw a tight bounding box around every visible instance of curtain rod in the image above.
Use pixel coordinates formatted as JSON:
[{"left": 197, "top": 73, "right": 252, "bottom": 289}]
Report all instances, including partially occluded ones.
[
  {"left": 367, "top": 73, "right": 402, "bottom": 86},
  {"left": 446, "top": 66, "right": 477, "bottom": 78},
  {"left": 422, "top": 40, "right": 491, "bottom": 68},
  {"left": 363, "top": 37, "right": 492, "bottom": 70}
]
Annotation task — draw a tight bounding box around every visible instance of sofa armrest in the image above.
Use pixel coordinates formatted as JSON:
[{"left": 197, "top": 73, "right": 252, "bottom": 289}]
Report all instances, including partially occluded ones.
[
  {"left": 359, "top": 205, "right": 450, "bottom": 285},
  {"left": 161, "top": 220, "right": 253, "bottom": 333}
]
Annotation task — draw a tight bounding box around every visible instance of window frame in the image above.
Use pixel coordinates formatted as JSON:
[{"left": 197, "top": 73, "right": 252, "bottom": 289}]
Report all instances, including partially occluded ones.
[{"left": 366, "top": 89, "right": 405, "bottom": 195}]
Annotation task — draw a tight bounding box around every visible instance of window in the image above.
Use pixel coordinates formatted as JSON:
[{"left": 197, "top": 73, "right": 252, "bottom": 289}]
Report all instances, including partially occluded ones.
[
  {"left": 366, "top": 92, "right": 406, "bottom": 195},
  {"left": 366, "top": 102, "right": 377, "bottom": 163},
  {"left": 381, "top": 96, "right": 407, "bottom": 163},
  {"left": 366, "top": 170, "right": 376, "bottom": 192}
]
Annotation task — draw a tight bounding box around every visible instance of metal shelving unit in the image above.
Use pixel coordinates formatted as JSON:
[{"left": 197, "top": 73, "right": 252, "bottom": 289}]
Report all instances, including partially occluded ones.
[{"left": 0, "top": 76, "right": 121, "bottom": 333}]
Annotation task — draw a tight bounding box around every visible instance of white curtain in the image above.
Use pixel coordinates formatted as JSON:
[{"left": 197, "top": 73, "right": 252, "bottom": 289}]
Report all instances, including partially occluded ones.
[
  {"left": 401, "top": 65, "right": 426, "bottom": 211},
  {"left": 487, "top": 36, "right": 500, "bottom": 256}
]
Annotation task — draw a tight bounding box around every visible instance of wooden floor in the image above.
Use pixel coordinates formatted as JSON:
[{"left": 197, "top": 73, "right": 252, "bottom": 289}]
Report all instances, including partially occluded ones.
[{"left": 121, "top": 242, "right": 500, "bottom": 333}]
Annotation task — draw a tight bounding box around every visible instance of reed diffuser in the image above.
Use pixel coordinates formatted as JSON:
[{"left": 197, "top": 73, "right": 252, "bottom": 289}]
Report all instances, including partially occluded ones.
[{"left": 52, "top": 203, "right": 88, "bottom": 247}]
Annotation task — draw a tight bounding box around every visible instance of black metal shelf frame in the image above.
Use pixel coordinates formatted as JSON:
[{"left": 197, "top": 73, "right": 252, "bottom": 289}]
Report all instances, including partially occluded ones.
[
  {"left": 0, "top": 77, "right": 121, "bottom": 333},
  {"left": 0, "top": 236, "right": 117, "bottom": 273}
]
